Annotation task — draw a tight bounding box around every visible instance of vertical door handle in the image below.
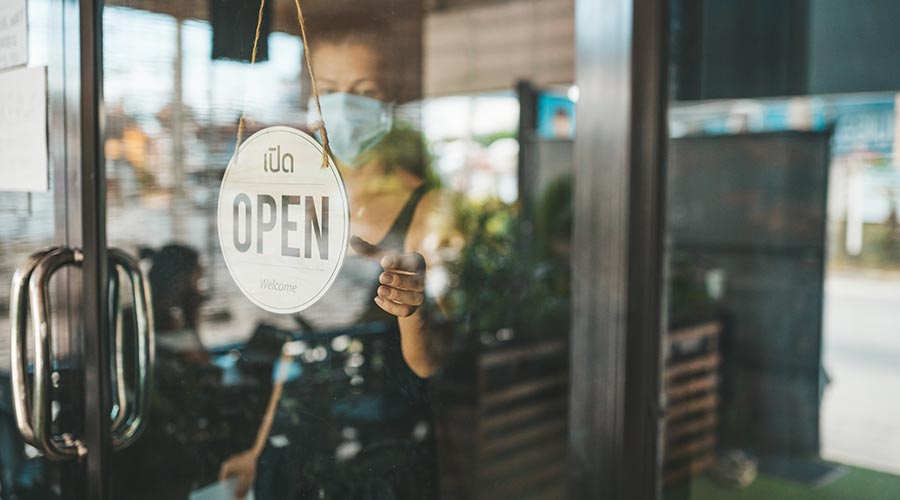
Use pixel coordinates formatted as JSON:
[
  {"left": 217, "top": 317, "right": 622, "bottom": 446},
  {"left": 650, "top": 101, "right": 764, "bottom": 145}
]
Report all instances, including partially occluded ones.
[
  {"left": 108, "top": 248, "right": 155, "bottom": 451},
  {"left": 108, "top": 266, "right": 128, "bottom": 434},
  {"left": 29, "top": 247, "right": 86, "bottom": 460},
  {"left": 9, "top": 247, "right": 155, "bottom": 460},
  {"left": 9, "top": 248, "right": 54, "bottom": 449}
]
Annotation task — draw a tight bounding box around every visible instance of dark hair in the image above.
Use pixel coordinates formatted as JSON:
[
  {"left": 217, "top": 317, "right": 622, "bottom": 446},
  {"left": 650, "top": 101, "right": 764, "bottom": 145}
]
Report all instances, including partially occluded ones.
[
  {"left": 304, "top": 12, "right": 389, "bottom": 49},
  {"left": 303, "top": 11, "right": 421, "bottom": 103}
]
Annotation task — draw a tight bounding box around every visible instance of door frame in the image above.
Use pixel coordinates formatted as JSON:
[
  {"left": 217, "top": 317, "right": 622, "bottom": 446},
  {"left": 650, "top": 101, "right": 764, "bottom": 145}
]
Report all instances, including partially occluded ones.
[
  {"left": 79, "top": 0, "right": 112, "bottom": 498},
  {"left": 569, "top": 0, "right": 669, "bottom": 499}
]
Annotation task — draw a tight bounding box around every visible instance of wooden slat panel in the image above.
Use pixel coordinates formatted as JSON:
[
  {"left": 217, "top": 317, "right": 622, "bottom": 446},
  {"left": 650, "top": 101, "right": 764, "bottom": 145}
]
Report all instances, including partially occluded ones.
[
  {"left": 666, "top": 433, "right": 715, "bottom": 460},
  {"left": 665, "top": 413, "right": 717, "bottom": 443},
  {"left": 662, "top": 321, "right": 720, "bottom": 486},
  {"left": 666, "top": 374, "right": 718, "bottom": 400},
  {"left": 479, "top": 340, "right": 566, "bottom": 369},
  {"left": 663, "top": 452, "right": 716, "bottom": 485},
  {"left": 666, "top": 393, "right": 716, "bottom": 420},
  {"left": 483, "top": 374, "right": 567, "bottom": 408},
  {"left": 667, "top": 321, "right": 721, "bottom": 346},
  {"left": 481, "top": 420, "right": 567, "bottom": 457},
  {"left": 482, "top": 398, "right": 567, "bottom": 434},
  {"left": 665, "top": 353, "right": 720, "bottom": 380}
]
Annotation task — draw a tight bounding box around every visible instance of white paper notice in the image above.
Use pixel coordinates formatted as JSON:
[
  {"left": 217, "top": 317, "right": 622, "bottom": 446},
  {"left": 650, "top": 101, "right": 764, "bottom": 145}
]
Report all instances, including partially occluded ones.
[
  {"left": 0, "top": 66, "right": 48, "bottom": 192},
  {"left": 0, "top": 0, "right": 27, "bottom": 70}
]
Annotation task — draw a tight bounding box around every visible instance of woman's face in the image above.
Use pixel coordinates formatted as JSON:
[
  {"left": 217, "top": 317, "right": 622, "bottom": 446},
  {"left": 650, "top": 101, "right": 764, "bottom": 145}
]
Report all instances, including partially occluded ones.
[{"left": 313, "top": 41, "right": 388, "bottom": 101}]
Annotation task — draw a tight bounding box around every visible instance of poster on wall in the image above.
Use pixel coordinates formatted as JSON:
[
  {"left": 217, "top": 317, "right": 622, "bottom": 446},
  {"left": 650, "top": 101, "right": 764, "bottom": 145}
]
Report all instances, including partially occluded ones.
[
  {"left": 0, "top": 66, "right": 48, "bottom": 193},
  {"left": 537, "top": 93, "right": 576, "bottom": 140},
  {"left": 217, "top": 126, "right": 349, "bottom": 314}
]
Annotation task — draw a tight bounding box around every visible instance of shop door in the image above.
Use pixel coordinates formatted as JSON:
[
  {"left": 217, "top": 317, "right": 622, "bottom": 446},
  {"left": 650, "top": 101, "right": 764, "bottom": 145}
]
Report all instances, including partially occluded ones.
[
  {"left": 4, "top": 0, "right": 676, "bottom": 498},
  {"left": 96, "top": 0, "right": 588, "bottom": 499},
  {"left": 1, "top": 0, "right": 131, "bottom": 498}
]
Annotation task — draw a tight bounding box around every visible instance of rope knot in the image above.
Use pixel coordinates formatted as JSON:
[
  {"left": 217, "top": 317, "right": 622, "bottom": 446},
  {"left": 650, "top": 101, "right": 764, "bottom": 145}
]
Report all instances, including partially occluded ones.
[{"left": 313, "top": 122, "right": 333, "bottom": 169}]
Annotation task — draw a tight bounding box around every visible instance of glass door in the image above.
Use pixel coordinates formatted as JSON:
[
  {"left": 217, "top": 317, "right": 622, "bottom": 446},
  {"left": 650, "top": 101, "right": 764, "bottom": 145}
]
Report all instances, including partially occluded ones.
[
  {"left": 100, "top": 1, "right": 582, "bottom": 499},
  {"left": 0, "top": 0, "right": 92, "bottom": 498}
]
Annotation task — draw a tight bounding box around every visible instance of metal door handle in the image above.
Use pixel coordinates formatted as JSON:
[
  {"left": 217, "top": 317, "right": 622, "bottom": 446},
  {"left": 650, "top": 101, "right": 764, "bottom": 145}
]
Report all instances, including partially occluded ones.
[
  {"left": 9, "top": 248, "right": 53, "bottom": 449},
  {"left": 10, "top": 247, "right": 154, "bottom": 460},
  {"left": 29, "top": 247, "right": 86, "bottom": 460},
  {"left": 108, "top": 248, "right": 154, "bottom": 450},
  {"left": 98, "top": 251, "right": 150, "bottom": 445},
  {"left": 108, "top": 265, "right": 127, "bottom": 433}
]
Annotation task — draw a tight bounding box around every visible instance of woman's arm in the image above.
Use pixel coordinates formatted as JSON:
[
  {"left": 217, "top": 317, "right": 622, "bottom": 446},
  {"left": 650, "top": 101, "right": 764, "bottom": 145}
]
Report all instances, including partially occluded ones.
[
  {"left": 382, "top": 190, "right": 457, "bottom": 377},
  {"left": 349, "top": 242, "right": 442, "bottom": 377},
  {"left": 398, "top": 306, "right": 451, "bottom": 378},
  {"left": 219, "top": 351, "right": 293, "bottom": 498},
  {"left": 352, "top": 189, "right": 456, "bottom": 377}
]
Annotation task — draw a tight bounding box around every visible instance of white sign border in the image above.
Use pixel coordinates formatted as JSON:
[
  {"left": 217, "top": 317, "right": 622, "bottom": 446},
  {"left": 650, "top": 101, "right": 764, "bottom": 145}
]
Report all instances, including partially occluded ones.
[{"left": 216, "top": 125, "right": 350, "bottom": 315}]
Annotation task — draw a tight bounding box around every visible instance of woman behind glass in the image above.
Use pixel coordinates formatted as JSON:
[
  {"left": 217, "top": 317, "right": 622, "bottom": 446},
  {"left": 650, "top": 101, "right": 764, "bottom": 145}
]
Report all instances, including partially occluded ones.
[{"left": 220, "top": 13, "right": 453, "bottom": 500}]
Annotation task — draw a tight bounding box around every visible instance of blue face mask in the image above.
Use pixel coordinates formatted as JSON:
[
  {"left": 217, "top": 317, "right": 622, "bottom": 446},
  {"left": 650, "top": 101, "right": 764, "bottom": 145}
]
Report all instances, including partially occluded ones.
[{"left": 308, "top": 93, "right": 393, "bottom": 167}]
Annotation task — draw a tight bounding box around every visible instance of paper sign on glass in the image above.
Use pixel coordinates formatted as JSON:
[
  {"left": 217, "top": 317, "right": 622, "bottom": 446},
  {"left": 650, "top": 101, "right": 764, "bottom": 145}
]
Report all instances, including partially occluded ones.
[
  {"left": 0, "top": 66, "right": 48, "bottom": 193},
  {"left": 217, "top": 126, "right": 349, "bottom": 314},
  {"left": 0, "top": 0, "right": 27, "bottom": 70}
]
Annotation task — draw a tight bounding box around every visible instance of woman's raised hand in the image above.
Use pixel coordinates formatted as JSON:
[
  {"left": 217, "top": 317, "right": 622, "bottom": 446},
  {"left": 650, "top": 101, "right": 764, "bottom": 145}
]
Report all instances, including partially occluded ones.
[{"left": 350, "top": 236, "right": 425, "bottom": 318}]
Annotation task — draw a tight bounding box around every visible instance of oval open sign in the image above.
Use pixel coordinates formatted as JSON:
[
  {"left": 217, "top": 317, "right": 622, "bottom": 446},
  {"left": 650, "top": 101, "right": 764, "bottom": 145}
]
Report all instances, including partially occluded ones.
[{"left": 217, "top": 126, "right": 349, "bottom": 314}]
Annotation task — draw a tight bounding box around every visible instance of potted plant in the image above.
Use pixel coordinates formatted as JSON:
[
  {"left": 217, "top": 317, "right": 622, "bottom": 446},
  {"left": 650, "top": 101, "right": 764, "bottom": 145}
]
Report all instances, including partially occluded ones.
[{"left": 435, "top": 186, "right": 572, "bottom": 500}]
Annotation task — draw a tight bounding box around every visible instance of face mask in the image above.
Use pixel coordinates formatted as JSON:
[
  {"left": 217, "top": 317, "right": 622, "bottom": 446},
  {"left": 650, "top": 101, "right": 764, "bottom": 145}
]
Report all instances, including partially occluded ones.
[{"left": 308, "top": 93, "right": 393, "bottom": 167}]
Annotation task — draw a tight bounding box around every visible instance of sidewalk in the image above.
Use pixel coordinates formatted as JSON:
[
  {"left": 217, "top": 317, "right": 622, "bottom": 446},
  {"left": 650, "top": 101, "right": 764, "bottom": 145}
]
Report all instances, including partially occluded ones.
[{"left": 821, "top": 271, "right": 900, "bottom": 475}]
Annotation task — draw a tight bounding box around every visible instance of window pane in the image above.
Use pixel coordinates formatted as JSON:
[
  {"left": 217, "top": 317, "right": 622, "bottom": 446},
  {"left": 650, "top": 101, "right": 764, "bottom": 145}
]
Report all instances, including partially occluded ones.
[{"left": 663, "top": 2, "right": 900, "bottom": 498}]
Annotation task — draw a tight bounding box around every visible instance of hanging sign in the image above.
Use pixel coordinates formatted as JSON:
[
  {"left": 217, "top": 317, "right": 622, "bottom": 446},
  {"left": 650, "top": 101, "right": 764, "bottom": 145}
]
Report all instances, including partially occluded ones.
[{"left": 217, "top": 126, "right": 349, "bottom": 314}]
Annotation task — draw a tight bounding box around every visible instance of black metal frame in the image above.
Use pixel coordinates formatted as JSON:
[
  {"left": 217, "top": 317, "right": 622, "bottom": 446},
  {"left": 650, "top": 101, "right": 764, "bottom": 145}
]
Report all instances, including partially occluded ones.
[
  {"left": 79, "top": 0, "right": 112, "bottom": 498},
  {"left": 569, "top": 0, "right": 669, "bottom": 499}
]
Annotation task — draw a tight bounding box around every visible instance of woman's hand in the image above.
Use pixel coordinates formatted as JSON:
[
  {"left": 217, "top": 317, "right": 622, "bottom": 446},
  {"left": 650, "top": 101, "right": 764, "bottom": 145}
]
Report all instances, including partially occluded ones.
[
  {"left": 376, "top": 252, "right": 426, "bottom": 317},
  {"left": 351, "top": 236, "right": 425, "bottom": 318},
  {"left": 219, "top": 450, "right": 258, "bottom": 499}
]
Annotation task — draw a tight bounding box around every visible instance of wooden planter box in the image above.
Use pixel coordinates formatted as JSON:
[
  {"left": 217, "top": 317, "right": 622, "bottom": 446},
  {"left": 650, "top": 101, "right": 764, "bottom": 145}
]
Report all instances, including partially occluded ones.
[
  {"left": 663, "top": 321, "right": 722, "bottom": 485},
  {"left": 435, "top": 339, "right": 569, "bottom": 500}
]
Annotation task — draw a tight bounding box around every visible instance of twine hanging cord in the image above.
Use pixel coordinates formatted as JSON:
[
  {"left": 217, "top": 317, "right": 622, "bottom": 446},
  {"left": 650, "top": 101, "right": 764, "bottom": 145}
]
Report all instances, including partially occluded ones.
[{"left": 234, "top": 0, "right": 333, "bottom": 168}]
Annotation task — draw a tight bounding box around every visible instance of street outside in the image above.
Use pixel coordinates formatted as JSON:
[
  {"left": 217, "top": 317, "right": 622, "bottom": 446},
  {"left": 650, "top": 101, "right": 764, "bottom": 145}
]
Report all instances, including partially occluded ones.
[{"left": 821, "top": 271, "right": 900, "bottom": 476}]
